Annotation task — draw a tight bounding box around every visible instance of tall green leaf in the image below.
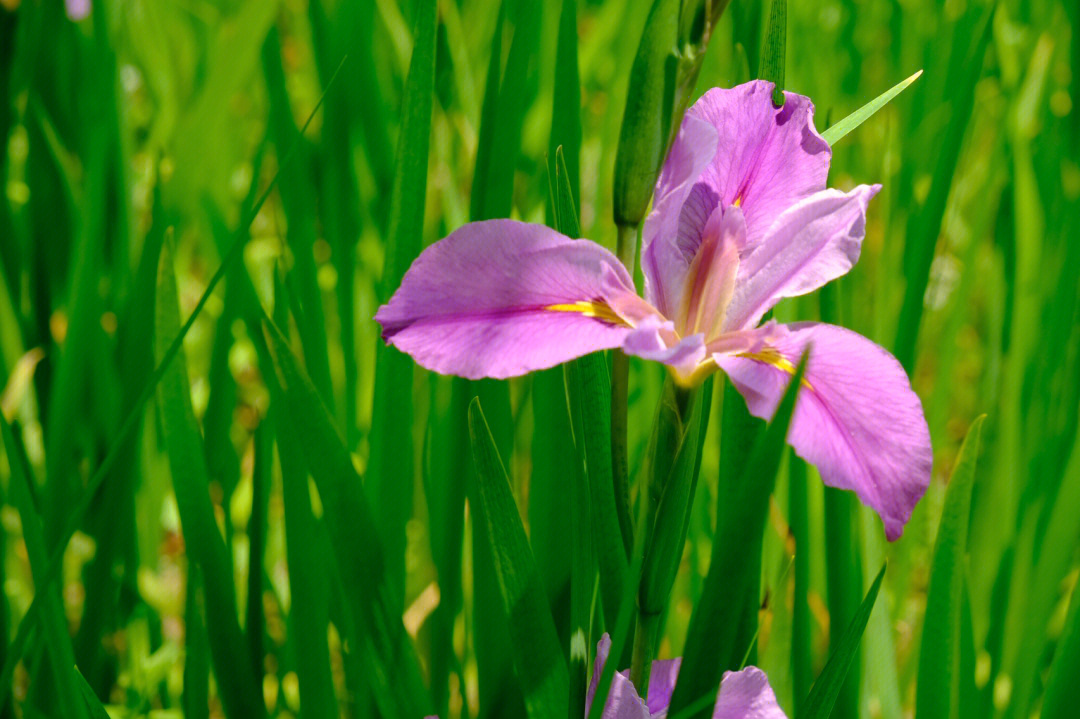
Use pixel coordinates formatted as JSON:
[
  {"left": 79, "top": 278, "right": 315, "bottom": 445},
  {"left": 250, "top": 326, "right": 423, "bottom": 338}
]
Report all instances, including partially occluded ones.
[
  {"left": 155, "top": 241, "right": 264, "bottom": 719},
  {"left": 368, "top": 0, "right": 438, "bottom": 613},
  {"left": 668, "top": 355, "right": 807, "bottom": 717},
  {"left": 468, "top": 398, "right": 570, "bottom": 719},
  {"left": 262, "top": 319, "right": 430, "bottom": 718},
  {"left": 1, "top": 413, "right": 86, "bottom": 718},
  {"left": 916, "top": 416, "right": 984, "bottom": 719},
  {"left": 802, "top": 564, "right": 887, "bottom": 719},
  {"left": 893, "top": 4, "right": 995, "bottom": 371}
]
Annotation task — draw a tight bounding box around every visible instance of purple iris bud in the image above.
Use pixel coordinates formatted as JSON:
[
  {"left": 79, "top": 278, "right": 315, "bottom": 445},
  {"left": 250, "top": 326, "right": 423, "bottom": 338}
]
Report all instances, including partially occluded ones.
[
  {"left": 375, "top": 80, "right": 931, "bottom": 540},
  {"left": 585, "top": 634, "right": 788, "bottom": 718}
]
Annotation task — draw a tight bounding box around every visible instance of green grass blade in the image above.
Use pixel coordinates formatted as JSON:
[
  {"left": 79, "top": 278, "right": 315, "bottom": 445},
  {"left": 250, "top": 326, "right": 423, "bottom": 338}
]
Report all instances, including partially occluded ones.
[
  {"left": 893, "top": 4, "right": 995, "bottom": 372},
  {"left": 270, "top": 380, "right": 338, "bottom": 717},
  {"left": 823, "top": 488, "right": 863, "bottom": 719},
  {"left": 916, "top": 416, "right": 984, "bottom": 719},
  {"left": 788, "top": 456, "right": 813, "bottom": 715},
  {"left": 0, "top": 62, "right": 346, "bottom": 708},
  {"left": 821, "top": 70, "right": 923, "bottom": 145},
  {"left": 1, "top": 414, "right": 87, "bottom": 719},
  {"left": 246, "top": 424, "right": 271, "bottom": 684},
  {"left": 261, "top": 318, "right": 430, "bottom": 717},
  {"left": 368, "top": 0, "right": 438, "bottom": 614},
  {"left": 668, "top": 354, "right": 807, "bottom": 718},
  {"left": 74, "top": 668, "right": 111, "bottom": 719},
  {"left": 468, "top": 398, "right": 570, "bottom": 719},
  {"left": 1042, "top": 579, "right": 1080, "bottom": 719},
  {"left": 183, "top": 565, "right": 210, "bottom": 719},
  {"left": 531, "top": 0, "right": 587, "bottom": 655},
  {"left": 802, "top": 564, "right": 887, "bottom": 719},
  {"left": 759, "top": 0, "right": 786, "bottom": 104},
  {"left": 155, "top": 240, "right": 265, "bottom": 719},
  {"left": 549, "top": 0, "right": 582, "bottom": 214}
]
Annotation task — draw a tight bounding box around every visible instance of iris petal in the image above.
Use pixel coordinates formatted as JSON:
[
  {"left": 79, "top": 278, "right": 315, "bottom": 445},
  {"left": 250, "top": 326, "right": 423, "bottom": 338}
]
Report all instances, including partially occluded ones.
[{"left": 375, "top": 220, "right": 640, "bottom": 379}]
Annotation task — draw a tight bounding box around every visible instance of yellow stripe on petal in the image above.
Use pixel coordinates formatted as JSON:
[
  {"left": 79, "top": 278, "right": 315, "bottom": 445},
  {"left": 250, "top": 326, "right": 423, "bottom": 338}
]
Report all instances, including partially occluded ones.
[
  {"left": 545, "top": 300, "right": 630, "bottom": 327},
  {"left": 737, "top": 346, "right": 814, "bottom": 390}
]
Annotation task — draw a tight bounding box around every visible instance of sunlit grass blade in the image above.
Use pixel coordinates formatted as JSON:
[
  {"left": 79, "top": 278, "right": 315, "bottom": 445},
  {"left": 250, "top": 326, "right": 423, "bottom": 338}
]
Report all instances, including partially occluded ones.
[
  {"left": 802, "top": 563, "right": 886, "bottom": 719},
  {"left": 821, "top": 70, "right": 923, "bottom": 145},
  {"left": 668, "top": 354, "right": 807, "bottom": 718},
  {"left": 916, "top": 416, "right": 984, "bottom": 719},
  {"left": 368, "top": 0, "right": 437, "bottom": 615},
  {"left": 759, "top": 0, "right": 786, "bottom": 104},
  {"left": 1, "top": 413, "right": 86, "bottom": 718},
  {"left": 261, "top": 318, "right": 430, "bottom": 717},
  {"left": 468, "top": 398, "right": 570, "bottom": 719},
  {"left": 155, "top": 240, "right": 265, "bottom": 719}
]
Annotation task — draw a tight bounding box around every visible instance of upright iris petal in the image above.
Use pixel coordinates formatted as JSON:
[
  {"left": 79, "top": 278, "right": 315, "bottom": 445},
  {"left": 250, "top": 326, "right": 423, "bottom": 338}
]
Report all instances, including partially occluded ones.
[
  {"left": 375, "top": 80, "right": 932, "bottom": 539},
  {"left": 585, "top": 634, "right": 788, "bottom": 719}
]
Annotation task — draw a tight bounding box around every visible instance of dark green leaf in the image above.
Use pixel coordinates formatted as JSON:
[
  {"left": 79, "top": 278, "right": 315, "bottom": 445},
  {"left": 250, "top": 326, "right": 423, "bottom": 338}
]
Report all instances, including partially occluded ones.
[
  {"left": 155, "top": 240, "right": 265, "bottom": 719},
  {"left": 668, "top": 355, "right": 806, "bottom": 717},
  {"left": 916, "top": 416, "right": 984, "bottom": 719},
  {"left": 468, "top": 398, "right": 570, "bottom": 719},
  {"left": 368, "top": 0, "right": 438, "bottom": 615}
]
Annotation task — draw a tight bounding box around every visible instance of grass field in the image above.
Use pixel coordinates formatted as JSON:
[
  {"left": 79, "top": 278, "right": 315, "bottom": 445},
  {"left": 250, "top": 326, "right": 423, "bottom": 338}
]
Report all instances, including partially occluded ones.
[{"left": 0, "top": 0, "right": 1078, "bottom": 717}]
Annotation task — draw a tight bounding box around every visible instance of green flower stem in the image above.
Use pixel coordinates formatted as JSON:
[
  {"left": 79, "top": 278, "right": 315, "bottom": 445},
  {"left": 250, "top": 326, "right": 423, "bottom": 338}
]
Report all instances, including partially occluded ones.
[{"left": 630, "top": 606, "right": 660, "bottom": 694}]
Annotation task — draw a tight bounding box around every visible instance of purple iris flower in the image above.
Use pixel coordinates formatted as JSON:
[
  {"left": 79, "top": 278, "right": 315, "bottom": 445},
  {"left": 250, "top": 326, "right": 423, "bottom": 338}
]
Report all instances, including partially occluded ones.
[
  {"left": 376, "top": 80, "right": 931, "bottom": 539},
  {"left": 586, "top": 634, "right": 787, "bottom": 718}
]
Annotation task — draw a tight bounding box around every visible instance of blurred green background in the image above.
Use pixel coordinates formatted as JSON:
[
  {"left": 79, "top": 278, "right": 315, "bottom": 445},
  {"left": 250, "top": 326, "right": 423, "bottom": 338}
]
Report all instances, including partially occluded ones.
[{"left": 0, "top": 0, "right": 1077, "bottom": 717}]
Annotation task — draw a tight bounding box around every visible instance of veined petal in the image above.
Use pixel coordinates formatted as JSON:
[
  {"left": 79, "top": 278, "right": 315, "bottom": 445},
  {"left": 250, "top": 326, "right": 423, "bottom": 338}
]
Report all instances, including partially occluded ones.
[
  {"left": 724, "top": 185, "right": 880, "bottom": 331},
  {"left": 642, "top": 114, "right": 719, "bottom": 316},
  {"left": 713, "top": 667, "right": 788, "bottom": 719},
  {"left": 586, "top": 635, "right": 650, "bottom": 719},
  {"left": 375, "top": 220, "right": 639, "bottom": 379},
  {"left": 715, "top": 322, "right": 931, "bottom": 540},
  {"left": 687, "top": 81, "right": 831, "bottom": 251}
]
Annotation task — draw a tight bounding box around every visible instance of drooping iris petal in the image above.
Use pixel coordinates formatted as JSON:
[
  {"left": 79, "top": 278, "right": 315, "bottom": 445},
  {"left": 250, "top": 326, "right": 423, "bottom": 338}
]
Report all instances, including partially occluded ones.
[
  {"left": 723, "top": 185, "right": 880, "bottom": 332},
  {"left": 713, "top": 667, "right": 788, "bottom": 719},
  {"left": 715, "top": 322, "right": 931, "bottom": 540},
  {"left": 586, "top": 635, "right": 788, "bottom": 718},
  {"left": 641, "top": 114, "right": 719, "bottom": 316},
  {"left": 375, "top": 219, "right": 639, "bottom": 379},
  {"left": 687, "top": 81, "right": 831, "bottom": 251}
]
